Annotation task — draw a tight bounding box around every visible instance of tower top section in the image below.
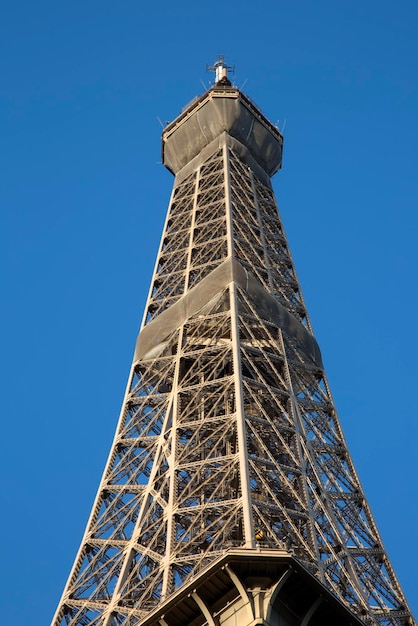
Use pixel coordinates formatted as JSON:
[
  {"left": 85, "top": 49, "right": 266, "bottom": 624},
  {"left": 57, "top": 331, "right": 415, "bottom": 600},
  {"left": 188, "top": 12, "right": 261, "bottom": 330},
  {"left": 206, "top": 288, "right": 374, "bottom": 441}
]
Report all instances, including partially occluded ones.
[{"left": 162, "top": 74, "right": 283, "bottom": 177}]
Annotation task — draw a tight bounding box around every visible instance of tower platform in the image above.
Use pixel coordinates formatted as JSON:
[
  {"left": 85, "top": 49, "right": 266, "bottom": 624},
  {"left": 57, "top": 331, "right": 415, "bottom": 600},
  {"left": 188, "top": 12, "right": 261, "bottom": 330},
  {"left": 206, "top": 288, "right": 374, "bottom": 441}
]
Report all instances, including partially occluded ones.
[{"left": 139, "top": 549, "right": 364, "bottom": 626}]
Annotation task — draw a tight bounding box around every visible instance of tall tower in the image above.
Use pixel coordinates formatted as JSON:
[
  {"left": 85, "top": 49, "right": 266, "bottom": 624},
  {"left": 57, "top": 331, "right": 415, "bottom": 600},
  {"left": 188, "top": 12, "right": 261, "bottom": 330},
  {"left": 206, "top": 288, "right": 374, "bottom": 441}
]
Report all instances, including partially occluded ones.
[{"left": 52, "top": 58, "right": 414, "bottom": 626}]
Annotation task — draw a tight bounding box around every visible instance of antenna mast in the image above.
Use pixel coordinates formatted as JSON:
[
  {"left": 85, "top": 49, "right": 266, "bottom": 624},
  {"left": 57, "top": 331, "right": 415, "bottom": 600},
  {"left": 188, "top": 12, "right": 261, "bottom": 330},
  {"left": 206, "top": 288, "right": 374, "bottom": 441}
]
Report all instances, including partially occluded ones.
[{"left": 207, "top": 54, "right": 234, "bottom": 86}]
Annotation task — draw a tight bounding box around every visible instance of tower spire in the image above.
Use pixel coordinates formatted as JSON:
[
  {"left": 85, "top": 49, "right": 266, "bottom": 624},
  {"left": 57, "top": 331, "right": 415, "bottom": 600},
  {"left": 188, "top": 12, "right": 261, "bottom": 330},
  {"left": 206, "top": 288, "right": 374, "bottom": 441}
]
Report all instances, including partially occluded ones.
[{"left": 207, "top": 54, "right": 234, "bottom": 86}]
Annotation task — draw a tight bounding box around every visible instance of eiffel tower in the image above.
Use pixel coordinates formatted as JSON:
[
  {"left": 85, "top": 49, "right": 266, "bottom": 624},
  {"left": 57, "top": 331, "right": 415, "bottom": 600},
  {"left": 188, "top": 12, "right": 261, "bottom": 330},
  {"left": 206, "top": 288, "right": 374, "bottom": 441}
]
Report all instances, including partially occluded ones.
[{"left": 52, "top": 57, "right": 414, "bottom": 626}]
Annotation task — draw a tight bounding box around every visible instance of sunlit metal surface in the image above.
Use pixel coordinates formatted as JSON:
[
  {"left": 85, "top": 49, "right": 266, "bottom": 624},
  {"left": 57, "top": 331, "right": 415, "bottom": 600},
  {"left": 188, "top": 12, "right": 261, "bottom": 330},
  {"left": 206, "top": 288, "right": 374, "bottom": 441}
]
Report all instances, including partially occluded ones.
[{"left": 52, "top": 75, "right": 414, "bottom": 626}]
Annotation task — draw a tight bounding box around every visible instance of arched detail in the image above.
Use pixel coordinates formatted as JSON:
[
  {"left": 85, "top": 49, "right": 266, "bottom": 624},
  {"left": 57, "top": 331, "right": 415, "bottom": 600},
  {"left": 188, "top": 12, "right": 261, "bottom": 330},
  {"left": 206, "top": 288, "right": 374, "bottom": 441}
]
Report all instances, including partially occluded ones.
[
  {"left": 191, "top": 591, "right": 219, "bottom": 626},
  {"left": 264, "top": 566, "right": 294, "bottom": 623},
  {"left": 301, "top": 597, "right": 323, "bottom": 625},
  {"left": 224, "top": 564, "right": 255, "bottom": 621}
]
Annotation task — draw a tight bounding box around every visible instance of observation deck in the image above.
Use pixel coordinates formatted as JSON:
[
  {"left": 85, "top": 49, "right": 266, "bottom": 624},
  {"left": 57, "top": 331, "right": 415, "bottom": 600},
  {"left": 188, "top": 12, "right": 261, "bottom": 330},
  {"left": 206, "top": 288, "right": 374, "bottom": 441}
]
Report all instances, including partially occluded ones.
[{"left": 162, "top": 85, "right": 283, "bottom": 177}]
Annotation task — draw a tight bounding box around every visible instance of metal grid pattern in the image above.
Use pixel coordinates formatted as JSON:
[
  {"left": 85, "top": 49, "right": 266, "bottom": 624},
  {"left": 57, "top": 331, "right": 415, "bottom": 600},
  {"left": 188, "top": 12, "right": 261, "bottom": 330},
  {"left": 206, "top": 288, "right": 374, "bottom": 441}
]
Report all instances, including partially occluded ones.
[
  {"left": 145, "top": 150, "right": 227, "bottom": 324},
  {"left": 52, "top": 97, "right": 413, "bottom": 626},
  {"left": 229, "top": 150, "right": 308, "bottom": 325}
]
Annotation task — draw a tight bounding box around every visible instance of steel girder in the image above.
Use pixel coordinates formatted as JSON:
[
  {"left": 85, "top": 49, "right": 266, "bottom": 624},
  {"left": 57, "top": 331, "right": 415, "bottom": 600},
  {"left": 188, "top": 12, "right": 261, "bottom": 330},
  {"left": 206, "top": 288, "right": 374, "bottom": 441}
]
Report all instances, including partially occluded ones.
[{"left": 52, "top": 89, "right": 414, "bottom": 626}]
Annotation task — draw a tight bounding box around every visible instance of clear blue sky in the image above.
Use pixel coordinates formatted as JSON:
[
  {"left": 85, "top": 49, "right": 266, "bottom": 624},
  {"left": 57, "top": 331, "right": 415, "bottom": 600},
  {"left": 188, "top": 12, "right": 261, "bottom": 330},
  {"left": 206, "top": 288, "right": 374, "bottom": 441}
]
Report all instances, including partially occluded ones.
[{"left": 1, "top": 1, "right": 417, "bottom": 623}]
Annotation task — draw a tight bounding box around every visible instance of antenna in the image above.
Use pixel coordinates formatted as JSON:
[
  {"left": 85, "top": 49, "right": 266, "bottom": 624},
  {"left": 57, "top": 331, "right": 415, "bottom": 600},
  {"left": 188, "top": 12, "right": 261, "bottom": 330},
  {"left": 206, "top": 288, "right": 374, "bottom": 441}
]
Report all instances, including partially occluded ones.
[
  {"left": 239, "top": 78, "right": 248, "bottom": 91},
  {"left": 206, "top": 54, "right": 234, "bottom": 86}
]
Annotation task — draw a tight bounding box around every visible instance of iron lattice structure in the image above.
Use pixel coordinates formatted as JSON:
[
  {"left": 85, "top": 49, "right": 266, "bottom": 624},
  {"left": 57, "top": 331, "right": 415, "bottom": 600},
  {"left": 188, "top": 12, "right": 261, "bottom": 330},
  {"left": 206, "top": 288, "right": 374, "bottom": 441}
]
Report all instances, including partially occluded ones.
[{"left": 53, "top": 72, "right": 414, "bottom": 626}]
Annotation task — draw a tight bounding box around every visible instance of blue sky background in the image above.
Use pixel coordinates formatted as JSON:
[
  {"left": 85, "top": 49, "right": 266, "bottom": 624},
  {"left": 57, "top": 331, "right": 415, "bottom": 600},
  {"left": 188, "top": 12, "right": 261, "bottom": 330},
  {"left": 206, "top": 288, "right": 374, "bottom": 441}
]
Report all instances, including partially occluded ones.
[{"left": 1, "top": 1, "right": 417, "bottom": 623}]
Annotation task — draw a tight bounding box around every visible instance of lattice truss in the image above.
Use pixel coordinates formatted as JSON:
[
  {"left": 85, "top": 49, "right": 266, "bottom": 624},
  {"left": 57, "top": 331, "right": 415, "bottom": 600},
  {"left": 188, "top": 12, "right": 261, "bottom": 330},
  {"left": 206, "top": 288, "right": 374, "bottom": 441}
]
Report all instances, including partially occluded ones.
[{"left": 53, "top": 144, "right": 413, "bottom": 626}]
